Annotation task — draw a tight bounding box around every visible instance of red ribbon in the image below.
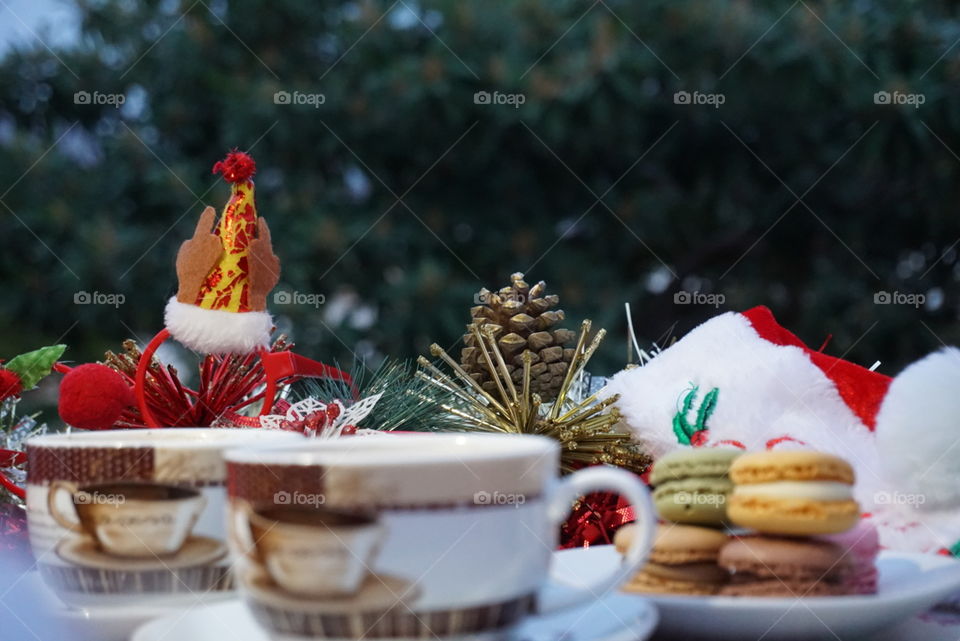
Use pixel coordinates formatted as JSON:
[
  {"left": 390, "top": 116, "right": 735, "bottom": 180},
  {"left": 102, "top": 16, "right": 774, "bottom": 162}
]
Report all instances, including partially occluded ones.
[{"left": 0, "top": 449, "right": 26, "bottom": 499}]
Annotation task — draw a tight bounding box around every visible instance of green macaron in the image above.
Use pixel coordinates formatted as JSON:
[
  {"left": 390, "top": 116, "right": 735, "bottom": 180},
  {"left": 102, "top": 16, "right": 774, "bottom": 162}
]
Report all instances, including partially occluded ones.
[{"left": 650, "top": 448, "right": 742, "bottom": 526}]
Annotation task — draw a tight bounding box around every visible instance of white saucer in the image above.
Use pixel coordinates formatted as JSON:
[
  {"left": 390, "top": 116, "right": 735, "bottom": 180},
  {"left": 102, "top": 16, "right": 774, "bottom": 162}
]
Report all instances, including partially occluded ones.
[
  {"left": 57, "top": 535, "right": 227, "bottom": 570},
  {"left": 554, "top": 545, "right": 960, "bottom": 641},
  {"left": 16, "top": 571, "right": 200, "bottom": 641},
  {"left": 132, "top": 589, "right": 657, "bottom": 641}
]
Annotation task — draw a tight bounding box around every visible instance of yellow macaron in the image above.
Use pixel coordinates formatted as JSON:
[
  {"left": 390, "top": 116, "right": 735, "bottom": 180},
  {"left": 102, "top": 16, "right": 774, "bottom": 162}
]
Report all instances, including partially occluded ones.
[{"left": 727, "top": 450, "right": 860, "bottom": 536}]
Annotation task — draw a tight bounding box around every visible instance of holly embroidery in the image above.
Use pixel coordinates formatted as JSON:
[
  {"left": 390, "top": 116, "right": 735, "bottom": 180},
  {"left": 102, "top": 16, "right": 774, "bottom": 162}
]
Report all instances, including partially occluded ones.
[
  {"left": 948, "top": 539, "right": 960, "bottom": 559},
  {"left": 672, "top": 384, "right": 719, "bottom": 446}
]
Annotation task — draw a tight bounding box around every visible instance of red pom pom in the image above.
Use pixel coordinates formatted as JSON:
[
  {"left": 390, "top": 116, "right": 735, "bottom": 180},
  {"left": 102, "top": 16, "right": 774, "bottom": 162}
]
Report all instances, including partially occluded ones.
[
  {"left": 59, "top": 364, "right": 135, "bottom": 430},
  {"left": 212, "top": 151, "right": 256, "bottom": 183},
  {"left": 0, "top": 370, "right": 22, "bottom": 401}
]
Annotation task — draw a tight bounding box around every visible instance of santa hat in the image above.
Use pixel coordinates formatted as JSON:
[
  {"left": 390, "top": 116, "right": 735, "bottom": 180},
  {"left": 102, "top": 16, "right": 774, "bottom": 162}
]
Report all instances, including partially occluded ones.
[
  {"left": 164, "top": 151, "right": 280, "bottom": 354},
  {"left": 602, "top": 306, "right": 891, "bottom": 504}
]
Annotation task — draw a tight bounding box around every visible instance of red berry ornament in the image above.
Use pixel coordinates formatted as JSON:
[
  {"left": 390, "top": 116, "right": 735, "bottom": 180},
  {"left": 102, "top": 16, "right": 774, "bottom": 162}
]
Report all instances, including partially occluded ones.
[
  {"left": 0, "top": 369, "right": 22, "bottom": 401},
  {"left": 59, "top": 364, "right": 136, "bottom": 430}
]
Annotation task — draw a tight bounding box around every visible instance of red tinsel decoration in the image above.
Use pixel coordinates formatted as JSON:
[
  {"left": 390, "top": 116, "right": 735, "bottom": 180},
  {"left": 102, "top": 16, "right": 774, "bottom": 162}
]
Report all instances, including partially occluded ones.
[
  {"left": 102, "top": 338, "right": 291, "bottom": 428},
  {"left": 560, "top": 491, "right": 635, "bottom": 549},
  {"left": 0, "top": 370, "right": 22, "bottom": 401},
  {"left": 212, "top": 150, "right": 256, "bottom": 183}
]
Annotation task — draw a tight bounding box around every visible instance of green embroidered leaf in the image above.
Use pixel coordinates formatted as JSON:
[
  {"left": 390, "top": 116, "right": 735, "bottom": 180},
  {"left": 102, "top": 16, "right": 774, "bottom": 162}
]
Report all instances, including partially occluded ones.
[
  {"left": 695, "top": 387, "right": 719, "bottom": 430},
  {"left": 672, "top": 414, "right": 691, "bottom": 445},
  {"left": 4, "top": 344, "right": 66, "bottom": 390},
  {"left": 672, "top": 386, "right": 700, "bottom": 443},
  {"left": 671, "top": 385, "right": 720, "bottom": 445},
  {"left": 949, "top": 540, "right": 960, "bottom": 559}
]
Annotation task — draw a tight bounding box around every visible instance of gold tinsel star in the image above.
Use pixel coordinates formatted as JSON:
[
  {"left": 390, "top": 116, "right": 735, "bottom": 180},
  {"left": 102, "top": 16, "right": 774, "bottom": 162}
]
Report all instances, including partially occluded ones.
[{"left": 417, "top": 320, "right": 650, "bottom": 475}]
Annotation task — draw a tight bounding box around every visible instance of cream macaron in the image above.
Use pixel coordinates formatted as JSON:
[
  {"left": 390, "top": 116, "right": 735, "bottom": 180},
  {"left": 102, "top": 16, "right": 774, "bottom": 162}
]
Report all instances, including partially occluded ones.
[{"left": 727, "top": 450, "right": 860, "bottom": 536}]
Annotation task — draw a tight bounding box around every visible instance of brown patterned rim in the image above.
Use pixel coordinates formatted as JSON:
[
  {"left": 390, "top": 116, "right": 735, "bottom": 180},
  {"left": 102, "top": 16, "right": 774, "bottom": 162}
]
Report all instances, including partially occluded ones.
[
  {"left": 28, "top": 446, "right": 157, "bottom": 486},
  {"left": 26, "top": 429, "right": 303, "bottom": 486},
  {"left": 246, "top": 593, "right": 536, "bottom": 638},
  {"left": 38, "top": 561, "right": 233, "bottom": 595},
  {"left": 227, "top": 462, "right": 541, "bottom": 510},
  {"left": 27, "top": 445, "right": 229, "bottom": 487}
]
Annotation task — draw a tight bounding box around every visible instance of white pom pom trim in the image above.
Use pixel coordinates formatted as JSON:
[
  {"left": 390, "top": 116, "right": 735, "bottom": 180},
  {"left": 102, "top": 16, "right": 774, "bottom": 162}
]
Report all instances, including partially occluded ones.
[
  {"left": 164, "top": 297, "right": 273, "bottom": 354},
  {"left": 876, "top": 347, "right": 960, "bottom": 509}
]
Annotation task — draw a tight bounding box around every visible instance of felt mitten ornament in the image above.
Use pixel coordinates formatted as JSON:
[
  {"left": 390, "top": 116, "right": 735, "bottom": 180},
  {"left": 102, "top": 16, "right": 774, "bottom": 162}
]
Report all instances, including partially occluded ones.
[
  {"left": 50, "top": 152, "right": 351, "bottom": 434},
  {"left": 164, "top": 151, "right": 280, "bottom": 354}
]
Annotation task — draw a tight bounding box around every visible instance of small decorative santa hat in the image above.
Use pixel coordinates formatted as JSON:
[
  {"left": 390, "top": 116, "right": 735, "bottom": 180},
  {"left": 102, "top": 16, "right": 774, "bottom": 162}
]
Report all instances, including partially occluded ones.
[
  {"left": 602, "top": 306, "right": 891, "bottom": 503},
  {"left": 164, "top": 151, "right": 280, "bottom": 354}
]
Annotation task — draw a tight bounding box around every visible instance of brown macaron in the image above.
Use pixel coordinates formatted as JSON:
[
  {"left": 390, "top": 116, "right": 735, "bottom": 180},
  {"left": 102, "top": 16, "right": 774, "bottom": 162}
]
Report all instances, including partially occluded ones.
[
  {"left": 718, "top": 535, "right": 855, "bottom": 597},
  {"left": 616, "top": 523, "right": 729, "bottom": 595}
]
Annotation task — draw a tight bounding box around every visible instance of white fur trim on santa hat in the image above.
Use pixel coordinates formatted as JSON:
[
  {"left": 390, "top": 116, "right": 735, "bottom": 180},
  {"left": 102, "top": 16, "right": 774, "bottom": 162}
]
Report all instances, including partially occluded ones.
[
  {"left": 601, "top": 311, "right": 881, "bottom": 504},
  {"left": 164, "top": 297, "right": 273, "bottom": 354},
  {"left": 876, "top": 347, "right": 960, "bottom": 510},
  {"left": 868, "top": 347, "right": 960, "bottom": 553}
]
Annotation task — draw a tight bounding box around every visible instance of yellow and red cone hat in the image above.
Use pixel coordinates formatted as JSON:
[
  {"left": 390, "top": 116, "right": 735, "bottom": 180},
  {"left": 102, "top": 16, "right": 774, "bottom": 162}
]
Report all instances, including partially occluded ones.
[{"left": 164, "top": 151, "right": 280, "bottom": 354}]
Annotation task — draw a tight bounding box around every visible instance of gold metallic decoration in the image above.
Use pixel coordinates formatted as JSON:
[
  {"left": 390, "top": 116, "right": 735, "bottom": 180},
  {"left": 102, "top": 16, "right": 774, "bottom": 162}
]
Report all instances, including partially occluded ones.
[{"left": 418, "top": 320, "right": 650, "bottom": 475}]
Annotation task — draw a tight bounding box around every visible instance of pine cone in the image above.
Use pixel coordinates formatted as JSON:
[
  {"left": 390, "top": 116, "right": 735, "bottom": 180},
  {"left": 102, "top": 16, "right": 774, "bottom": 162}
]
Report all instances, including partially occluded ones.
[{"left": 461, "top": 273, "right": 576, "bottom": 402}]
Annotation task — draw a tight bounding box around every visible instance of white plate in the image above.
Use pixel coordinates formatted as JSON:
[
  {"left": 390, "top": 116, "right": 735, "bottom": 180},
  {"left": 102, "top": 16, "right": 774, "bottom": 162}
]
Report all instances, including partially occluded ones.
[
  {"left": 132, "top": 589, "right": 657, "bottom": 641},
  {"left": 553, "top": 546, "right": 960, "bottom": 641}
]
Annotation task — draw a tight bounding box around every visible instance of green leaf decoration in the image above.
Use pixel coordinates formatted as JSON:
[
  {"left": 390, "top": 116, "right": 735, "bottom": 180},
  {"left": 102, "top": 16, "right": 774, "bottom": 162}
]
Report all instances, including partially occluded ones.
[
  {"left": 949, "top": 540, "right": 960, "bottom": 559},
  {"left": 671, "top": 385, "right": 719, "bottom": 445},
  {"left": 672, "top": 411, "right": 692, "bottom": 445},
  {"left": 4, "top": 344, "right": 67, "bottom": 390}
]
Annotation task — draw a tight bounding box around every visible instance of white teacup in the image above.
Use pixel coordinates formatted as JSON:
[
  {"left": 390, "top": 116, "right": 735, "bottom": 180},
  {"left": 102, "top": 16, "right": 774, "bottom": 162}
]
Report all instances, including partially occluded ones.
[
  {"left": 26, "top": 427, "right": 304, "bottom": 608},
  {"left": 226, "top": 433, "right": 655, "bottom": 639}
]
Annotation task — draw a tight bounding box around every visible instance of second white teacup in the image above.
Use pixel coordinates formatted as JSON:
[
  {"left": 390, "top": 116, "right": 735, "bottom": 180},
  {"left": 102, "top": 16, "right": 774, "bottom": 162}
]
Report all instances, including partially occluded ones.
[{"left": 226, "top": 433, "right": 656, "bottom": 639}]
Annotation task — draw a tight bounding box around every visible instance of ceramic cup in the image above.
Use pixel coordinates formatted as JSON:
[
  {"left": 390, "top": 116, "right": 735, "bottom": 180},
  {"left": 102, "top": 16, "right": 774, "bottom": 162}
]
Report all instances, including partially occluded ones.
[
  {"left": 26, "top": 428, "right": 304, "bottom": 608},
  {"left": 237, "top": 504, "right": 384, "bottom": 597},
  {"left": 225, "top": 433, "right": 656, "bottom": 640}
]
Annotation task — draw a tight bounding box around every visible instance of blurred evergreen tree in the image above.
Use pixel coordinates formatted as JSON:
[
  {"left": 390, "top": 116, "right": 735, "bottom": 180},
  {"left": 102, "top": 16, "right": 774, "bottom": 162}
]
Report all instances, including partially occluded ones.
[{"left": 0, "top": 0, "right": 957, "bottom": 379}]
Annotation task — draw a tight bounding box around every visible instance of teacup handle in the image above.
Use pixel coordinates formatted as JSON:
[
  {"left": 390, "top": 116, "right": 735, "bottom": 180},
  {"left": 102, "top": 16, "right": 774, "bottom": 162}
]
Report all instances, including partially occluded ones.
[
  {"left": 536, "top": 465, "right": 655, "bottom": 614},
  {"left": 47, "top": 480, "right": 86, "bottom": 534},
  {"left": 189, "top": 495, "right": 208, "bottom": 532},
  {"left": 229, "top": 502, "right": 259, "bottom": 562}
]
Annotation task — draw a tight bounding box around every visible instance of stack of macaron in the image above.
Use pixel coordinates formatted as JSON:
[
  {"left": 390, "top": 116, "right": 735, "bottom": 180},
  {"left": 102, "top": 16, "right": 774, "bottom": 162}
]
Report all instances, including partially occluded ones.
[
  {"left": 616, "top": 448, "right": 740, "bottom": 595},
  {"left": 619, "top": 449, "right": 878, "bottom": 598},
  {"left": 719, "top": 450, "right": 877, "bottom": 597}
]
